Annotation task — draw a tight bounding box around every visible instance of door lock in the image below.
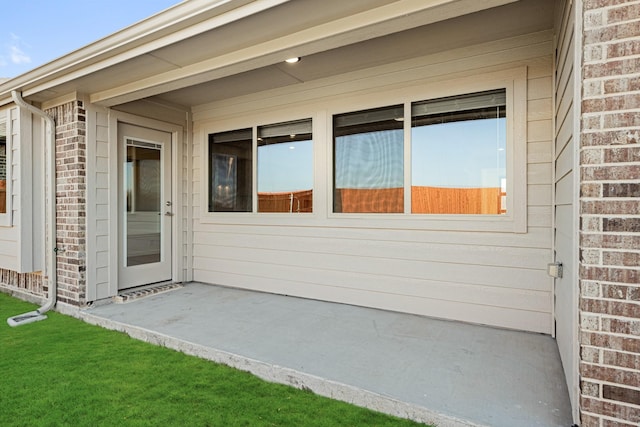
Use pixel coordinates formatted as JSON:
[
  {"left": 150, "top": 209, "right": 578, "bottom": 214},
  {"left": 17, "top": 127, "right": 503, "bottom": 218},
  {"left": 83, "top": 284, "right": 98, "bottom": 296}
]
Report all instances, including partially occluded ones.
[{"left": 166, "top": 201, "right": 172, "bottom": 206}]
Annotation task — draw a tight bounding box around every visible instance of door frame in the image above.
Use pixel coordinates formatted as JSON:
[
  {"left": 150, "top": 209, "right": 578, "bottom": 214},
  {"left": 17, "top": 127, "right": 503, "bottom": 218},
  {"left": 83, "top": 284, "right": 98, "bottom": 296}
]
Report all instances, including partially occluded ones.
[
  {"left": 107, "top": 111, "right": 184, "bottom": 296},
  {"left": 117, "top": 122, "right": 172, "bottom": 289}
]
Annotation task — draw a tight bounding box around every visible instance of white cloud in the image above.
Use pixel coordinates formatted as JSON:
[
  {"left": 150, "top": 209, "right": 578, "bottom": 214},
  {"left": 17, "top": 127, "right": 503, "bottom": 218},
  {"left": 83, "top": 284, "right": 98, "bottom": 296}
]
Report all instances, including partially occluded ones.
[
  {"left": 7, "top": 34, "right": 31, "bottom": 65},
  {"left": 10, "top": 45, "right": 31, "bottom": 64}
]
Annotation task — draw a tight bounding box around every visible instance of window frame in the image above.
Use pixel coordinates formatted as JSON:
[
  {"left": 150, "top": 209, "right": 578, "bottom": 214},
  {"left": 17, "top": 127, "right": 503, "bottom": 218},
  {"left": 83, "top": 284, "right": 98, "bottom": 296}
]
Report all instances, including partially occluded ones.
[
  {"left": 326, "top": 68, "right": 527, "bottom": 232},
  {"left": 0, "top": 108, "right": 13, "bottom": 227},
  {"left": 200, "top": 68, "right": 527, "bottom": 233},
  {"left": 202, "top": 114, "right": 318, "bottom": 219}
]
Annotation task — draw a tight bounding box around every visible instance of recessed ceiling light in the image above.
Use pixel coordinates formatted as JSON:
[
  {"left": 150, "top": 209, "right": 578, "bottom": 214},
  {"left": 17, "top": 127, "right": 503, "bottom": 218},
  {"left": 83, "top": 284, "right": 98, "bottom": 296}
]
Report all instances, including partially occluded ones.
[{"left": 285, "top": 57, "right": 300, "bottom": 64}]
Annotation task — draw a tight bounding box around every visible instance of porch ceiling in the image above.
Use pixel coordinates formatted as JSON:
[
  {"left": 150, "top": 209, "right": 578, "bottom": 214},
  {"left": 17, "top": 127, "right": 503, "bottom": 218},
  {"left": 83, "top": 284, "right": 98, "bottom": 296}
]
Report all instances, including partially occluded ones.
[
  {"left": 150, "top": 0, "right": 555, "bottom": 109},
  {"left": 1, "top": 0, "right": 554, "bottom": 109}
]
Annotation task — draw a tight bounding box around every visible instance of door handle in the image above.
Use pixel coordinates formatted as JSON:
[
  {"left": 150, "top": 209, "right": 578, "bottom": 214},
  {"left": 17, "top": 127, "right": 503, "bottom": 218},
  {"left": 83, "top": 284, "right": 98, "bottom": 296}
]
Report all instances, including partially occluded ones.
[{"left": 165, "top": 211, "right": 174, "bottom": 216}]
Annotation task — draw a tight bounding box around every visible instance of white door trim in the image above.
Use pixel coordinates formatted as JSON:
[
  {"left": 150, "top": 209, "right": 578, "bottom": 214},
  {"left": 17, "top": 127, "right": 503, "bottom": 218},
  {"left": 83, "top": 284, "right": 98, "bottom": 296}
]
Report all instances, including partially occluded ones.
[
  {"left": 107, "top": 111, "right": 183, "bottom": 297},
  {"left": 118, "top": 123, "right": 172, "bottom": 288}
]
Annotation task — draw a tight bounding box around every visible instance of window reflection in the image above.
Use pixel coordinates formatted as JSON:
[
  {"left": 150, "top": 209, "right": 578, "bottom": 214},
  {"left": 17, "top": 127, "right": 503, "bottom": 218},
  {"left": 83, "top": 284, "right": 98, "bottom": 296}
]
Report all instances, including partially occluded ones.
[
  {"left": 333, "top": 105, "right": 404, "bottom": 213},
  {"left": 126, "top": 142, "right": 161, "bottom": 266},
  {"left": 209, "top": 128, "right": 252, "bottom": 212},
  {"left": 258, "top": 119, "right": 313, "bottom": 213},
  {"left": 411, "top": 89, "right": 507, "bottom": 214}
]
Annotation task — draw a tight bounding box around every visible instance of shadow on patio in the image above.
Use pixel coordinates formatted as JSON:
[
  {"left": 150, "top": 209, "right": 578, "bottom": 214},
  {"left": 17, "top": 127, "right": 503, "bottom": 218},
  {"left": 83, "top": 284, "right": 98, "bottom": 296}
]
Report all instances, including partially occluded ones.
[{"left": 75, "top": 283, "right": 571, "bottom": 427}]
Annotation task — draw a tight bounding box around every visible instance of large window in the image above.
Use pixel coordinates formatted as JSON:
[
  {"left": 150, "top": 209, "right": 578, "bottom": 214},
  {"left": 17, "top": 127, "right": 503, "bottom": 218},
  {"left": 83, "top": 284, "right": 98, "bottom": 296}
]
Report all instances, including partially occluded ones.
[
  {"left": 333, "top": 105, "right": 404, "bottom": 213},
  {"left": 332, "top": 89, "right": 507, "bottom": 215},
  {"left": 258, "top": 119, "right": 313, "bottom": 213},
  {"left": 411, "top": 89, "right": 506, "bottom": 214},
  {"left": 208, "top": 119, "right": 313, "bottom": 213},
  {"left": 209, "top": 128, "right": 253, "bottom": 212}
]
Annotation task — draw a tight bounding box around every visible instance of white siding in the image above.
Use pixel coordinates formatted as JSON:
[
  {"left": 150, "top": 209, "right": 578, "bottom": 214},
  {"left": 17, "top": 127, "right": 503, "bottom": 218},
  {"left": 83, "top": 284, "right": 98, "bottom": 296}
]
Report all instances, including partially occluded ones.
[
  {"left": 0, "top": 107, "right": 19, "bottom": 270},
  {"left": 191, "top": 32, "right": 555, "bottom": 333},
  {"left": 0, "top": 106, "right": 43, "bottom": 274},
  {"left": 553, "top": 0, "right": 579, "bottom": 420},
  {"left": 86, "top": 107, "right": 112, "bottom": 300},
  {"left": 84, "top": 107, "right": 188, "bottom": 299}
]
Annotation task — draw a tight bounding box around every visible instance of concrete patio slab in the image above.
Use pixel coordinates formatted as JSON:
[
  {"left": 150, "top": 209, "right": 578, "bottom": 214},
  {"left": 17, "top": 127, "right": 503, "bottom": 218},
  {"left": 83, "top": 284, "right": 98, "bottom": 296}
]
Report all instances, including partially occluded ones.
[{"left": 71, "top": 283, "right": 572, "bottom": 427}]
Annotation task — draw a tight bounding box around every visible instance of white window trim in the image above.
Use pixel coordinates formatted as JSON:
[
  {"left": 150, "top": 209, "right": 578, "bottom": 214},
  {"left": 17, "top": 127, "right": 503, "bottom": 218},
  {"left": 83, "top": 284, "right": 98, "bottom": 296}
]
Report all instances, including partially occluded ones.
[
  {"left": 326, "top": 68, "right": 527, "bottom": 233},
  {"left": 0, "top": 108, "right": 13, "bottom": 227},
  {"left": 201, "top": 113, "right": 322, "bottom": 221},
  {"left": 200, "top": 67, "right": 527, "bottom": 233}
]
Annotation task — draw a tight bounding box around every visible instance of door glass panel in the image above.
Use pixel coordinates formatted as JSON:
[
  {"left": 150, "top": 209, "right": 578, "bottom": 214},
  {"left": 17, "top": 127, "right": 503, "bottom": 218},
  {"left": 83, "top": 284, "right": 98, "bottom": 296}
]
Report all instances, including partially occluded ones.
[{"left": 126, "top": 140, "right": 161, "bottom": 266}]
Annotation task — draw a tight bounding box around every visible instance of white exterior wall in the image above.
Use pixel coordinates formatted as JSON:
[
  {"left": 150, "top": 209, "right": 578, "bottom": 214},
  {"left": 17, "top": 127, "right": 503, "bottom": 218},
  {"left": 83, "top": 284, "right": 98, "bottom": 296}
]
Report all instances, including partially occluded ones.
[
  {"left": 85, "top": 102, "right": 190, "bottom": 301},
  {"left": 0, "top": 106, "right": 43, "bottom": 274},
  {"left": 0, "top": 107, "right": 19, "bottom": 270},
  {"left": 86, "top": 106, "right": 112, "bottom": 301},
  {"left": 191, "top": 31, "right": 555, "bottom": 333}
]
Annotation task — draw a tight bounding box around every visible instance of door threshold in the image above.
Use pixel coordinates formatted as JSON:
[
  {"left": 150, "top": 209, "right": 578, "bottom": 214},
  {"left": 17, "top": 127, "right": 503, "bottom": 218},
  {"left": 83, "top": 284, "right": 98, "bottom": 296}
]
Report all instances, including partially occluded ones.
[{"left": 115, "top": 282, "right": 183, "bottom": 304}]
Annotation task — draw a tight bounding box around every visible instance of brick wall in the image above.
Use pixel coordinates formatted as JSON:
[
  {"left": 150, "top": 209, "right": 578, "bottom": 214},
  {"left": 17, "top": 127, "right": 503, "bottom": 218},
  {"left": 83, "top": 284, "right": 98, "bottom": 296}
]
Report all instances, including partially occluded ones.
[
  {"left": 46, "top": 100, "right": 87, "bottom": 306},
  {"left": 580, "top": 1, "right": 640, "bottom": 425},
  {"left": 0, "top": 270, "right": 43, "bottom": 296}
]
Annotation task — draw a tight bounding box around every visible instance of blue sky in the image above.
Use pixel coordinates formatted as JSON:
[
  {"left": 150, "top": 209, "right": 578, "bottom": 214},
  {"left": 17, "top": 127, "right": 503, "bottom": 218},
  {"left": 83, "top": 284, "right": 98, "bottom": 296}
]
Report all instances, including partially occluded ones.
[{"left": 1, "top": 0, "right": 181, "bottom": 79}]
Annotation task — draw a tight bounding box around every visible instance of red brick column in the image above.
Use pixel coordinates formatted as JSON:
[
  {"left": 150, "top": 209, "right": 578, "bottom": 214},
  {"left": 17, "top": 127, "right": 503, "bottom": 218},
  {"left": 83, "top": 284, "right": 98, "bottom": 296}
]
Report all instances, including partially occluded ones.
[
  {"left": 579, "top": 1, "right": 640, "bottom": 425},
  {"left": 46, "top": 100, "right": 87, "bottom": 306}
]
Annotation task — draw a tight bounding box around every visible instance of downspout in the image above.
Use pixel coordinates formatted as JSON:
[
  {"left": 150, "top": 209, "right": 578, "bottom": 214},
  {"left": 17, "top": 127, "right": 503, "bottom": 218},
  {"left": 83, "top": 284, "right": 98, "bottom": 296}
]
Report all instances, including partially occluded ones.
[{"left": 7, "top": 90, "right": 57, "bottom": 326}]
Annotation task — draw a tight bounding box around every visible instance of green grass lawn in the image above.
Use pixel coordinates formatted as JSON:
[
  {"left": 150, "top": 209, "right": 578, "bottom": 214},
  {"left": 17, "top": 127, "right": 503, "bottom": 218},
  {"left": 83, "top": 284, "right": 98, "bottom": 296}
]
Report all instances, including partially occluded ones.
[{"left": 0, "top": 293, "right": 426, "bottom": 427}]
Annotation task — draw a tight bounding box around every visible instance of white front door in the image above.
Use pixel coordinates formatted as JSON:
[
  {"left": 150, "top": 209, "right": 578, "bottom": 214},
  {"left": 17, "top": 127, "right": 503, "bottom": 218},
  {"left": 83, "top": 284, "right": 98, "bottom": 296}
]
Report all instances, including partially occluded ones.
[{"left": 118, "top": 123, "right": 173, "bottom": 290}]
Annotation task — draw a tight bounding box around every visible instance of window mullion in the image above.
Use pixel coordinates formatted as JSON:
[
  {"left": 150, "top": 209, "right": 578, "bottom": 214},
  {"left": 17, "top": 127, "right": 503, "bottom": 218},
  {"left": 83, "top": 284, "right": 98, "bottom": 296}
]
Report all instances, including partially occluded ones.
[
  {"left": 252, "top": 126, "right": 258, "bottom": 213},
  {"left": 404, "top": 101, "right": 411, "bottom": 215}
]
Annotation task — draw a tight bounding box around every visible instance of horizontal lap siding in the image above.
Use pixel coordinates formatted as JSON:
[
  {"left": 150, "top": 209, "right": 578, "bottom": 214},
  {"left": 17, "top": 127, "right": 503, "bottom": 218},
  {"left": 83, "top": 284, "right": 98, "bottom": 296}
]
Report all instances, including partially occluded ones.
[
  {"left": 0, "top": 108, "right": 19, "bottom": 270},
  {"left": 86, "top": 109, "right": 111, "bottom": 301},
  {"left": 192, "top": 33, "right": 555, "bottom": 333},
  {"left": 553, "top": 0, "right": 579, "bottom": 421}
]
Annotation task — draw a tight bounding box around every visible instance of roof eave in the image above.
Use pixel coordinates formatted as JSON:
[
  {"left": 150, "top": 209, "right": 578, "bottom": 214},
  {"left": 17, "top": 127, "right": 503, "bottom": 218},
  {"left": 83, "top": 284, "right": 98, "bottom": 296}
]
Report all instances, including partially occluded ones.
[{"left": 0, "top": 0, "right": 289, "bottom": 106}]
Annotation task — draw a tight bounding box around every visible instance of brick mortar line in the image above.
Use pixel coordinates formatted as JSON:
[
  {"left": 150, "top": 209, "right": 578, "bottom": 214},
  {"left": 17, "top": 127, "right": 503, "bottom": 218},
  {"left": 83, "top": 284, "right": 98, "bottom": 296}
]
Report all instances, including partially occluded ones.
[
  {"left": 580, "top": 189, "right": 640, "bottom": 192},
  {"left": 585, "top": 21, "right": 640, "bottom": 32},
  {"left": 580, "top": 262, "right": 640, "bottom": 268},
  {"left": 581, "top": 378, "right": 640, "bottom": 395},
  {"left": 582, "top": 109, "right": 640, "bottom": 116},
  {"left": 582, "top": 127, "right": 640, "bottom": 133},
  {"left": 582, "top": 90, "right": 640, "bottom": 99},
  {"left": 581, "top": 165, "right": 640, "bottom": 169},
  {"left": 581, "top": 328, "right": 640, "bottom": 337},
  {"left": 580, "top": 231, "right": 640, "bottom": 235},
  {"left": 583, "top": 72, "right": 640, "bottom": 80},
  {"left": 582, "top": 392, "right": 640, "bottom": 411},
  {"left": 580, "top": 326, "right": 640, "bottom": 338},
  {"left": 583, "top": 313, "right": 640, "bottom": 321},
  {"left": 581, "top": 345, "right": 640, "bottom": 358},
  {"left": 579, "top": 234, "right": 638, "bottom": 237},
  {"left": 581, "top": 71, "right": 640, "bottom": 80}
]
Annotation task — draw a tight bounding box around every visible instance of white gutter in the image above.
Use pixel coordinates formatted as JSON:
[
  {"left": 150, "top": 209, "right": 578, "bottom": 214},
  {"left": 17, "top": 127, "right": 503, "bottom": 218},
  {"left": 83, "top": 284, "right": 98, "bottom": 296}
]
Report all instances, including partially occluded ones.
[{"left": 7, "top": 91, "right": 57, "bottom": 326}]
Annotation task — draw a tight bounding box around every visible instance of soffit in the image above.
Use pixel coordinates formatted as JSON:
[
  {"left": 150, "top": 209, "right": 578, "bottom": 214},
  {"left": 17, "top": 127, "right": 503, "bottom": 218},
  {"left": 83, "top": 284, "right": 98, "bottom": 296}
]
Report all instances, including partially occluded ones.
[{"left": 151, "top": 0, "right": 555, "bottom": 107}]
